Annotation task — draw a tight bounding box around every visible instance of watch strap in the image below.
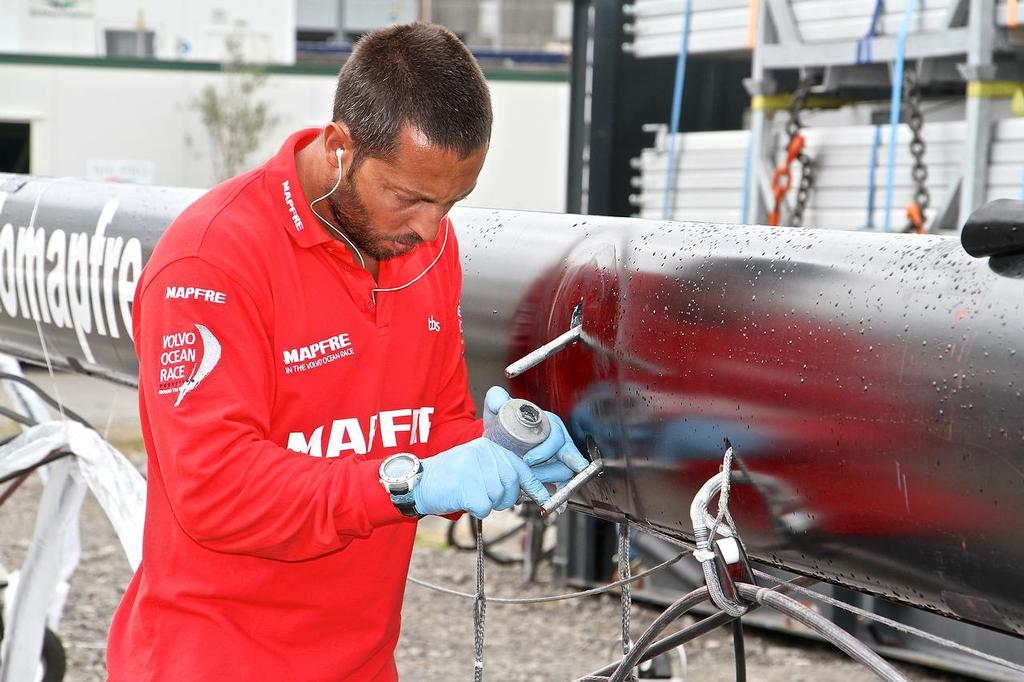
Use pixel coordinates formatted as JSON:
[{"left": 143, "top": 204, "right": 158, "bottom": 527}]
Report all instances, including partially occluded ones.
[{"left": 390, "top": 491, "right": 422, "bottom": 518}]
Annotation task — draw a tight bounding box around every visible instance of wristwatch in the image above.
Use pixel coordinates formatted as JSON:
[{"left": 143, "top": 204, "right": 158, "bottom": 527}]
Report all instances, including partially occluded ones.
[{"left": 378, "top": 453, "right": 424, "bottom": 518}]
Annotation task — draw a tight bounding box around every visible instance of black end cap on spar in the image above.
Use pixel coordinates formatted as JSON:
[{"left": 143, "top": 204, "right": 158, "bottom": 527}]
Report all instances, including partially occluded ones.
[{"left": 962, "top": 199, "right": 1024, "bottom": 258}]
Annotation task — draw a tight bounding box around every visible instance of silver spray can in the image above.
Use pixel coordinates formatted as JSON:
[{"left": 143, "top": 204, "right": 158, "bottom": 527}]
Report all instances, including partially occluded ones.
[{"left": 484, "top": 398, "right": 552, "bottom": 457}]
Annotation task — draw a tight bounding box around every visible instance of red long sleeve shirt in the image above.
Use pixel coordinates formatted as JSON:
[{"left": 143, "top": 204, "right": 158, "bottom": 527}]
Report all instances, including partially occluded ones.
[{"left": 107, "top": 129, "right": 482, "bottom": 681}]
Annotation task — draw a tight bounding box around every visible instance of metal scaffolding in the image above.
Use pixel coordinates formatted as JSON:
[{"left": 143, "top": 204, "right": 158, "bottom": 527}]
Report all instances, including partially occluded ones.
[{"left": 627, "top": 0, "right": 1024, "bottom": 233}]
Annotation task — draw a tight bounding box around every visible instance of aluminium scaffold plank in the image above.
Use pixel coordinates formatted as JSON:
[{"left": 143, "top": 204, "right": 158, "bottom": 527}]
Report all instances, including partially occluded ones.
[
  {"left": 633, "top": 116, "right": 1024, "bottom": 228},
  {"left": 627, "top": 117, "right": 1024, "bottom": 230},
  {"left": 630, "top": 0, "right": 1022, "bottom": 59}
]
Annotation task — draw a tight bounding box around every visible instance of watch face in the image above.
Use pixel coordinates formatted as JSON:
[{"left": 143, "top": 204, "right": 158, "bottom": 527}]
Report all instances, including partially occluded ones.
[{"left": 382, "top": 455, "right": 416, "bottom": 480}]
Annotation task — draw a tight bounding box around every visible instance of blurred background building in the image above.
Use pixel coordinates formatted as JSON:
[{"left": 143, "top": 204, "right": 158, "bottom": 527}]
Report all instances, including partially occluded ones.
[{"left": 0, "top": 0, "right": 571, "bottom": 211}]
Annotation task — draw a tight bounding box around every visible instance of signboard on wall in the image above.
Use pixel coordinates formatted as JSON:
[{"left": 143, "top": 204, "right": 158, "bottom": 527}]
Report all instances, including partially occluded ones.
[
  {"left": 342, "top": 0, "right": 415, "bottom": 34},
  {"left": 86, "top": 159, "right": 155, "bottom": 185},
  {"left": 29, "top": 0, "right": 94, "bottom": 17}
]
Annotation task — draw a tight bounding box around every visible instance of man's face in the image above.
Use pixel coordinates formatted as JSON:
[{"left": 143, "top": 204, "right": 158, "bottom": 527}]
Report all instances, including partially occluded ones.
[{"left": 325, "top": 125, "right": 486, "bottom": 261}]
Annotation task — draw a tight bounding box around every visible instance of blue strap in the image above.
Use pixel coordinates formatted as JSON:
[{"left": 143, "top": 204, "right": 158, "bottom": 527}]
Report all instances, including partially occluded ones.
[
  {"left": 740, "top": 131, "right": 754, "bottom": 223},
  {"left": 883, "top": 0, "right": 919, "bottom": 232},
  {"left": 865, "top": 124, "right": 882, "bottom": 228},
  {"left": 857, "top": 0, "right": 886, "bottom": 64},
  {"left": 662, "top": 0, "right": 694, "bottom": 221}
]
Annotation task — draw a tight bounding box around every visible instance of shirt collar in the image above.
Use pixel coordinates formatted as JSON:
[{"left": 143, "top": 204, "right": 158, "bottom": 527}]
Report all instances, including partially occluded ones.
[
  {"left": 263, "top": 128, "right": 450, "bottom": 282},
  {"left": 264, "top": 128, "right": 333, "bottom": 249}
]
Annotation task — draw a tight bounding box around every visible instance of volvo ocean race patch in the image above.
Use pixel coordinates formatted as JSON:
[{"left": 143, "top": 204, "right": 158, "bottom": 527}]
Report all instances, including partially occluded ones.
[{"left": 157, "top": 323, "right": 222, "bottom": 406}]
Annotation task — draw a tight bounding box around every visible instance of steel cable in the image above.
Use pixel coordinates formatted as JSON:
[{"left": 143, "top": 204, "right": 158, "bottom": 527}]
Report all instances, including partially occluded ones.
[
  {"left": 732, "top": 619, "right": 746, "bottom": 682},
  {"left": 617, "top": 522, "right": 636, "bottom": 682},
  {"left": 406, "top": 550, "right": 686, "bottom": 604},
  {"left": 633, "top": 523, "right": 1024, "bottom": 679},
  {"left": 737, "top": 584, "right": 909, "bottom": 682},
  {"left": 750, "top": 569, "right": 1024, "bottom": 677},
  {"left": 606, "top": 587, "right": 710, "bottom": 682},
  {"left": 582, "top": 575, "right": 820, "bottom": 679},
  {"left": 473, "top": 518, "right": 486, "bottom": 682},
  {"left": 0, "top": 373, "right": 94, "bottom": 430},
  {"left": 587, "top": 582, "right": 909, "bottom": 682}
]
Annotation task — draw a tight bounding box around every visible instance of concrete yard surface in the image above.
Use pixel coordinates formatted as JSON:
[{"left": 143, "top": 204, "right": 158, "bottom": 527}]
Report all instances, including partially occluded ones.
[{"left": 0, "top": 370, "right": 967, "bottom": 681}]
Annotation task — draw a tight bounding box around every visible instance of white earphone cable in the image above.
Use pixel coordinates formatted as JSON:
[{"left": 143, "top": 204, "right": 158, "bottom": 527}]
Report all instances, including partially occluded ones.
[
  {"left": 308, "top": 145, "right": 450, "bottom": 304},
  {"left": 309, "top": 147, "right": 367, "bottom": 270},
  {"left": 371, "top": 217, "right": 449, "bottom": 304}
]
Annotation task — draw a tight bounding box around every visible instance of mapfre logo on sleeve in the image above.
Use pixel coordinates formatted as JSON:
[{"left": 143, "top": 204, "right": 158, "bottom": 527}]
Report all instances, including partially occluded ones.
[
  {"left": 157, "top": 323, "right": 222, "bottom": 406},
  {"left": 165, "top": 286, "right": 227, "bottom": 304}
]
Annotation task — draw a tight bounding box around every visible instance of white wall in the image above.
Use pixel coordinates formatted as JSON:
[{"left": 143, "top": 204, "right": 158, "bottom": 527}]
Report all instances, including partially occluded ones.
[
  {"left": 0, "top": 0, "right": 296, "bottom": 63},
  {"left": 0, "top": 60, "right": 569, "bottom": 212},
  {"left": 471, "top": 80, "right": 569, "bottom": 212}
]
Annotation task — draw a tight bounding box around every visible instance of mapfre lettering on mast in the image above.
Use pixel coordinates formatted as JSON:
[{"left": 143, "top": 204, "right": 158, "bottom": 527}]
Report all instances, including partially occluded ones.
[{"left": 0, "top": 192, "right": 143, "bottom": 363}]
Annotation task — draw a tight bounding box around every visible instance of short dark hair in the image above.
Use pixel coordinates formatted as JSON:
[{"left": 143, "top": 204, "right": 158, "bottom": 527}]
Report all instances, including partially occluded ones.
[{"left": 332, "top": 23, "right": 493, "bottom": 167}]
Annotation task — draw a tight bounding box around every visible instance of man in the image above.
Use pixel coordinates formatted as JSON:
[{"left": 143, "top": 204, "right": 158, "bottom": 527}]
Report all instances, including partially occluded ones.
[{"left": 107, "top": 23, "right": 586, "bottom": 681}]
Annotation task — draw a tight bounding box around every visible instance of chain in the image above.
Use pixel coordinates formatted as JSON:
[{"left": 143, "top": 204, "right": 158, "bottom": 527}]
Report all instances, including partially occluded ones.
[
  {"left": 789, "top": 77, "right": 815, "bottom": 227},
  {"left": 769, "top": 76, "right": 816, "bottom": 227},
  {"left": 904, "top": 69, "right": 930, "bottom": 233}
]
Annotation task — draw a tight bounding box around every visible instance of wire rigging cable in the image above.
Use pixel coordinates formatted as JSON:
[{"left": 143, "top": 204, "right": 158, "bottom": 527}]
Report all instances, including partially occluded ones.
[
  {"left": 472, "top": 518, "right": 486, "bottom": 682},
  {"left": 406, "top": 549, "right": 686, "bottom": 604},
  {"left": 617, "top": 523, "right": 636, "bottom": 682},
  {"left": 638, "top": 521, "right": 1024, "bottom": 679},
  {"left": 750, "top": 569, "right": 1024, "bottom": 677},
  {"left": 0, "top": 374, "right": 93, "bottom": 430}
]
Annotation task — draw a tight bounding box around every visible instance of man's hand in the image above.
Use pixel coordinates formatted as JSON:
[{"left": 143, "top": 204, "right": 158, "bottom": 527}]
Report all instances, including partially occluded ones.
[
  {"left": 413, "top": 438, "right": 550, "bottom": 518},
  {"left": 483, "top": 386, "right": 590, "bottom": 486}
]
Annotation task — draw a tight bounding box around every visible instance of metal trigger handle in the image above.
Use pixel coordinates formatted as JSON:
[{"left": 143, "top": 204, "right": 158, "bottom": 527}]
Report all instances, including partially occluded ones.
[{"left": 504, "top": 301, "right": 583, "bottom": 378}]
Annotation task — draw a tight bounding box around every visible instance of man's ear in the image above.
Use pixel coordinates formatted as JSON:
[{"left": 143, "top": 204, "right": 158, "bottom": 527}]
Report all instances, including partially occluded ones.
[{"left": 322, "top": 121, "right": 354, "bottom": 168}]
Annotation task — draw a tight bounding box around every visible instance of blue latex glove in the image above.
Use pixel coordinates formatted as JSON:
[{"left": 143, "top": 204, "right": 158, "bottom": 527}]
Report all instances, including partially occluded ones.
[
  {"left": 413, "top": 437, "right": 550, "bottom": 518},
  {"left": 483, "top": 386, "right": 590, "bottom": 485}
]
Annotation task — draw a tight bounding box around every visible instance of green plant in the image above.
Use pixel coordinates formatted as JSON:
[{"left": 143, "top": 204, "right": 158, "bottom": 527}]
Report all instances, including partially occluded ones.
[{"left": 187, "top": 34, "right": 279, "bottom": 182}]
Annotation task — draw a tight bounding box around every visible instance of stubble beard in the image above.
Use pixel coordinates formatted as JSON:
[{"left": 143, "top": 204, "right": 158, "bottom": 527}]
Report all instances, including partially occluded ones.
[{"left": 324, "top": 177, "right": 421, "bottom": 261}]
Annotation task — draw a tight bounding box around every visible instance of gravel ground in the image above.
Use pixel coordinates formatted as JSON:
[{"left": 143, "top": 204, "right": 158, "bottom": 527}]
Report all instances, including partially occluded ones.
[{"left": 0, "top": 371, "right": 967, "bottom": 681}]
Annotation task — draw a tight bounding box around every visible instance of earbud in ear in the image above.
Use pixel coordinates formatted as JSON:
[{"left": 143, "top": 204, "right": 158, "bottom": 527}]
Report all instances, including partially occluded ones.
[{"left": 335, "top": 148, "right": 343, "bottom": 159}]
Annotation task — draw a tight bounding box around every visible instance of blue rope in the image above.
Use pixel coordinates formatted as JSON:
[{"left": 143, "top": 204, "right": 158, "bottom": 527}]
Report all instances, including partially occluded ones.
[
  {"left": 662, "top": 0, "right": 694, "bottom": 221},
  {"left": 883, "top": 0, "right": 918, "bottom": 232},
  {"left": 857, "top": 0, "right": 886, "bottom": 64},
  {"left": 865, "top": 124, "right": 882, "bottom": 228},
  {"left": 740, "top": 132, "right": 754, "bottom": 223}
]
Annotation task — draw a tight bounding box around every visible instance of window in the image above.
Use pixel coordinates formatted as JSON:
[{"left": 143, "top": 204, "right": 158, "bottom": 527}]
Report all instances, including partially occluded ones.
[
  {"left": 105, "top": 29, "right": 155, "bottom": 58},
  {"left": 0, "top": 122, "right": 30, "bottom": 174}
]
